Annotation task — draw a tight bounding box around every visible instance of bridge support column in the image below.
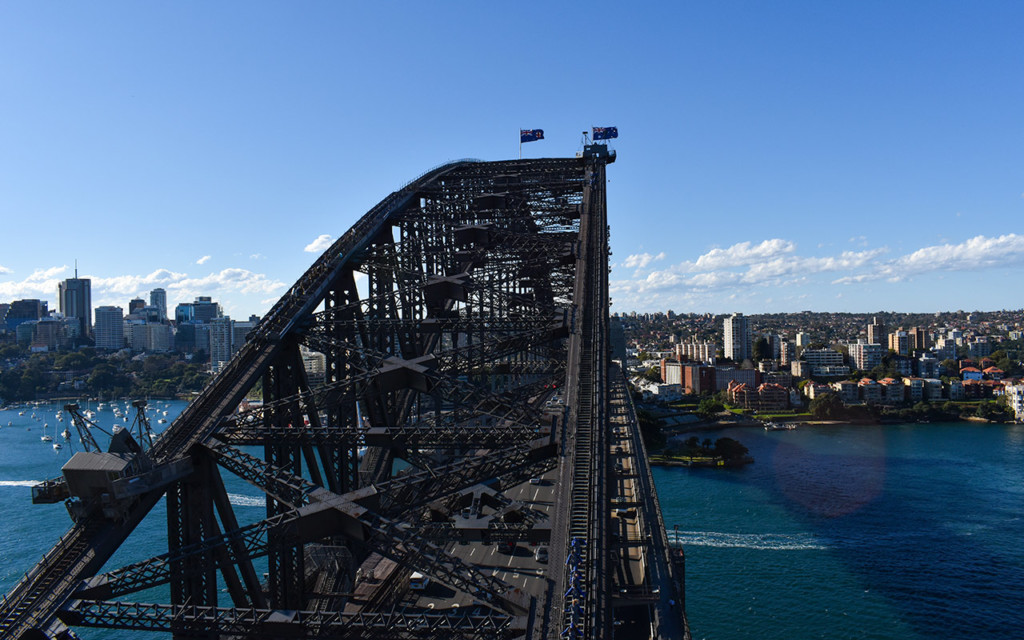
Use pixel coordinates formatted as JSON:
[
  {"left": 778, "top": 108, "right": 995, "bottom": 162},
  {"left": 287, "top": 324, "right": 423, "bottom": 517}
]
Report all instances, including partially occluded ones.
[
  {"left": 167, "top": 455, "right": 219, "bottom": 639},
  {"left": 263, "top": 344, "right": 307, "bottom": 611}
]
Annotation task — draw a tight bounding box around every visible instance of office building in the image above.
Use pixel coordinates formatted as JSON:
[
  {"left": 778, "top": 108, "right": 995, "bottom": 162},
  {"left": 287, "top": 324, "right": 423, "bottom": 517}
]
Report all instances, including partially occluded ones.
[
  {"left": 231, "top": 318, "right": 258, "bottom": 357},
  {"left": 31, "top": 316, "right": 64, "bottom": 351},
  {"left": 145, "top": 323, "right": 173, "bottom": 352},
  {"left": 15, "top": 321, "right": 37, "bottom": 344},
  {"left": 192, "top": 296, "right": 223, "bottom": 324},
  {"left": 94, "top": 306, "right": 125, "bottom": 350},
  {"left": 58, "top": 273, "right": 92, "bottom": 339},
  {"left": 5, "top": 299, "right": 48, "bottom": 332},
  {"left": 175, "top": 303, "right": 195, "bottom": 324},
  {"left": 150, "top": 288, "right": 167, "bottom": 321}
]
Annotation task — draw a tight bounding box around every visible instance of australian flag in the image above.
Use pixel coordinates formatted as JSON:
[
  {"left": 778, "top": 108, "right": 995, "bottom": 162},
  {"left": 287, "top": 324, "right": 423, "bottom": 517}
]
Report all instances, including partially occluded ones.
[
  {"left": 592, "top": 126, "right": 618, "bottom": 140},
  {"left": 520, "top": 129, "right": 544, "bottom": 143}
]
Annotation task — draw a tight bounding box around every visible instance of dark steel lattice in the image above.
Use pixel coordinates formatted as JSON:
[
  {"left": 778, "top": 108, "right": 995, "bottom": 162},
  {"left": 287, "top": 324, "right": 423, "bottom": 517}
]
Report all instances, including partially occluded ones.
[{"left": 0, "top": 153, "right": 682, "bottom": 640}]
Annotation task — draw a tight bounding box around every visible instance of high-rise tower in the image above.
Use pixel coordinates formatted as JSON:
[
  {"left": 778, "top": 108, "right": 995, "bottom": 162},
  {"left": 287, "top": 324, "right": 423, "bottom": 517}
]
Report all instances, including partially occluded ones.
[
  {"left": 723, "top": 312, "right": 751, "bottom": 362},
  {"left": 150, "top": 288, "right": 167, "bottom": 321},
  {"left": 94, "top": 306, "right": 125, "bottom": 350},
  {"left": 867, "top": 316, "right": 884, "bottom": 345},
  {"left": 58, "top": 265, "right": 92, "bottom": 339}
]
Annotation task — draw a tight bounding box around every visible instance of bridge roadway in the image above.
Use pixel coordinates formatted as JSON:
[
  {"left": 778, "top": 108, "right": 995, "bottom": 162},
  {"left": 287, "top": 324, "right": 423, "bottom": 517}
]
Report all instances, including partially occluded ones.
[{"left": 1, "top": 153, "right": 688, "bottom": 640}]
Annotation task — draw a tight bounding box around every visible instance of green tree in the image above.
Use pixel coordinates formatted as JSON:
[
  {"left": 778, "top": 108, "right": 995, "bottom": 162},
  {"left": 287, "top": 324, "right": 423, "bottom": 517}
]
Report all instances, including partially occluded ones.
[
  {"left": 0, "top": 343, "right": 26, "bottom": 359},
  {"left": 696, "top": 397, "right": 724, "bottom": 419},
  {"left": 714, "top": 437, "right": 749, "bottom": 460},
  {"left": 977, "top": 400, "right": 1012, "bottom": 422},
  {"left": 641, "top": 366, "right": 662, "bottom": 383},
  {"left": 87, "top": 363, "right": 128, "bottom": 396},
  {"left": 809, "top": 393, "right": 843, "bottom": 419},
  {"left": 753, "top": 337, "right": 772, "bottom": 362},
  {"left": 54, "top": 352, "right": 90, "bottom": 371}
]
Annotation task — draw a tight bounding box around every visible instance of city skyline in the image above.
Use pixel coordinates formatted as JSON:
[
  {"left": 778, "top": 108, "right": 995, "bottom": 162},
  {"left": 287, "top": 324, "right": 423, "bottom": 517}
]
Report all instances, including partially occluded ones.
[{"left": 2, "top": 3, "right": 1023, "bottom": 317}]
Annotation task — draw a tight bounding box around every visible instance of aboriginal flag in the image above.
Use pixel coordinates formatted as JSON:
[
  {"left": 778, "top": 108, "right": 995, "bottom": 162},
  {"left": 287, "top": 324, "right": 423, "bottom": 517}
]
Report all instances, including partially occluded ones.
[
  {"left": 592, "top": 126, "right": 618, "bottom": 140},
  {"left": 520, "top": 129, "right": 544, "bottom": 143}
]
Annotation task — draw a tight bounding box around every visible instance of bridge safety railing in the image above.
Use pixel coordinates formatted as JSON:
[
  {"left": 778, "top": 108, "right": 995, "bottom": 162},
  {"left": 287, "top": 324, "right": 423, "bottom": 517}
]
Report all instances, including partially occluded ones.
[
  {"left": 617, "top": 366, "right": 683, "bottom": 603},
  {"left": 397, "top": 158, "right": 482, "bottom": 192},
  {"left": 0, "top": 525, "right": 82, "bottom": 622}
]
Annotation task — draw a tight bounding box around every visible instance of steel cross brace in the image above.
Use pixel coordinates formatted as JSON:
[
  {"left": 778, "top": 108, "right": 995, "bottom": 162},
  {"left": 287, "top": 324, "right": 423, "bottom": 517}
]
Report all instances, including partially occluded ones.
[
  {"left": 60, "top": 599, "right": 525, "bottom": 638},
  {"left": 205, "top": 442, "right": 528, "bottom": 615}
]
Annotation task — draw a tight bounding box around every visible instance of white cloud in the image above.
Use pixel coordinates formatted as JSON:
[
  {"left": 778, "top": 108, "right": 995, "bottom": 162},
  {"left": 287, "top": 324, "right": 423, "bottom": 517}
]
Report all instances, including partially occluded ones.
[
  {"left": 305, "top": 234, "right": 334, "bottom": 253},
  {"left": 685, "top": 239, "right": 796, "bottom": 272},
  {"left": 610, "top": 238, "right": 897, "bottom": 311},
  {"left": 91, "top": 269, "right": 188, "bottom": 296},
  {"left": 896, "top": 233, "right": 1024, "bottom": 271},
  {"left": 196, "top": 255, "right": 211, "bottom": 265},
  {"left": 169, "top": 268, "right": 287, "bottom": 298},
  {"left": 250, "top": 253, "right": 265, "bottom": 260},
  {"left": 0, "top": 266, "right": 70, "bottom": 299},
  {"left": 622, "top": 252, "right": 665, "bottom": 269},
  {"left": 833, "top": 233, "right": 1024, "bottom": 284},
  {"left": 0, "top": 265, "right": 11, "bottom": 274},
  {"left": 620, "top": 244, "right": 885, "bottom": 294}
]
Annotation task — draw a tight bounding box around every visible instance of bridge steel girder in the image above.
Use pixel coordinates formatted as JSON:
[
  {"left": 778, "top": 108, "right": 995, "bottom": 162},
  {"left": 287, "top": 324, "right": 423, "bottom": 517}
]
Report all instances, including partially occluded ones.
[
  {"left": 0, "top": 155, "right": 686, "bottom": 640},
  {"left": 59, "top": 600, "right": 525, "bottom": 639}
]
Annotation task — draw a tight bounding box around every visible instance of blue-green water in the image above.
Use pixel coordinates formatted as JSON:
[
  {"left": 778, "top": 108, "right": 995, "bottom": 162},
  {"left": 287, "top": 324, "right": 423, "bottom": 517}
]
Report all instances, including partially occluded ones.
[
  {"left": 0, "top": 399, "right": 267, "bottom": 639},
  {"left": 658, "top": 422, "right": 1024, "bottom": 639},
  {"left": 3, "top": 410, "right": 1024, "bottom": 639}
]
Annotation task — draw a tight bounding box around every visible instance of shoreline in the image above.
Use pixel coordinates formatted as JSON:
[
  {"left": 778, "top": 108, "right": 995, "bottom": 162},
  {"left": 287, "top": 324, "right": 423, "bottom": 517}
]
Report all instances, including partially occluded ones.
[
  {"left": 650, "top": 455, "right": 754, "bottom": 469},
  {"left": 668, "top": 415, "right": 1011, "bottom": 434}
]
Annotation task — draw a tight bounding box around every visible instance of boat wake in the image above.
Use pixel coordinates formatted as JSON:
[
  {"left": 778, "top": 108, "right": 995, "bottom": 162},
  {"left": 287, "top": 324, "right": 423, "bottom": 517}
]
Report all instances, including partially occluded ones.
[
  {"left": 0, "top": 480, "right": 41, "bottom": 487},
  {"left": 228, "top": 493, "right": 265, "bottom": 507},
  {"left": 668, "top": 530, "right": 828, "bottom": 551}
]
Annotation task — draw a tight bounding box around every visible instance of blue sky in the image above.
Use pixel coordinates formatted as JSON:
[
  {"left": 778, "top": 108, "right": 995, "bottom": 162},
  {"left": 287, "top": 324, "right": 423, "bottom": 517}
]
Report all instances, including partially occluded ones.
[{"left": 1, "top": 2, "right": 1021, "bottom": 318}]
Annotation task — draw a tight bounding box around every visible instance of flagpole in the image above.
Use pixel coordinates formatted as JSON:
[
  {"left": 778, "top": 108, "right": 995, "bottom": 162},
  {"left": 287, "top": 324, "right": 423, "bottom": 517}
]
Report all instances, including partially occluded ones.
[{"left": 519, "top": 130, "right": 522, "bottom": 160}]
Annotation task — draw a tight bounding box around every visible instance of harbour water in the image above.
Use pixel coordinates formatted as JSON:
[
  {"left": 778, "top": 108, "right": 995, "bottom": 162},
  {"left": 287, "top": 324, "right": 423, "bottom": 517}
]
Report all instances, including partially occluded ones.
[
  {"left": 3, "top": 406, "right": 1023, "bottom": 639},
  {"left": 658, "top": 422, "right": 1024, "bottom": 639},
  {"left": 0, "top": 399, "right": 267, "bottom": 639}
]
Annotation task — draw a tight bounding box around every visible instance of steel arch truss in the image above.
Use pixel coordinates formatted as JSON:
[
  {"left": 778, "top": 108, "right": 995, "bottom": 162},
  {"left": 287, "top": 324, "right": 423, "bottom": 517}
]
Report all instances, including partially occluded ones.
[{"left": 2, "top": 158, "right": 600, "bottom": 640}]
